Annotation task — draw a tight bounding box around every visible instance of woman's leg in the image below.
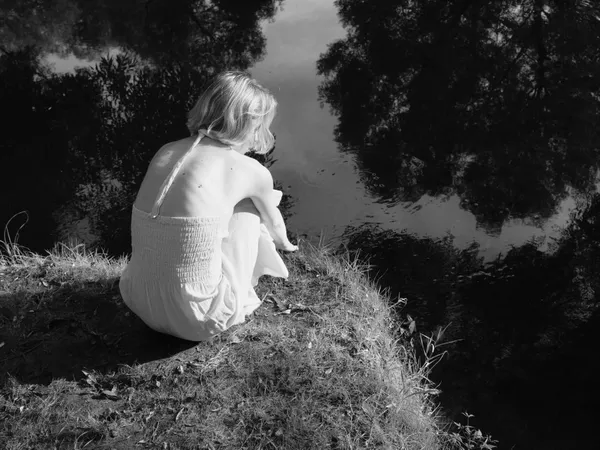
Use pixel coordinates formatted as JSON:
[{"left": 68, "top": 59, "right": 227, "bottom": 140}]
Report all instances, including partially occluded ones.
[
  {"left": 221, "top": 197, "right": 290, "bottom": 315},
  {"left": 222, "top": 198, "right": 261, "bottom": 293}
]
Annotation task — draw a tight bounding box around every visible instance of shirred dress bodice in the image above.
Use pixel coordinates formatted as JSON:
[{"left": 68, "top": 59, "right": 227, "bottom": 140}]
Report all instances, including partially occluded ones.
[{"left": 130, "top": 206, "right": 225, "bottom": 285}]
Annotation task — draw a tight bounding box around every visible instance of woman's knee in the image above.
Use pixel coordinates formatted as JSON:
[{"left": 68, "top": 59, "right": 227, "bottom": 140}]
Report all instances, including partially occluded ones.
[
  {"left": 233, "top": 198, "right": 260, "bottom": 216},
  {"left": 226, "top": 199, "right": 261, "bottom": 251}
]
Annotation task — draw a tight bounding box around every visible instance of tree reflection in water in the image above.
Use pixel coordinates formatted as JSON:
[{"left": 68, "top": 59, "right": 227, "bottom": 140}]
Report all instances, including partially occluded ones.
[
  {"left": 320, "top": 1, "right": 600, "bottom": 447},
  {"left": 344, "top": 192, "right": 600, "bottom": 449},
  {"left": 318, "top": 0, "right": 600, "bottom": 233},
  {"left": 1, "top": 0, "right": 281, "bottom": 68},
  {"left": 0, "top": 0, "right": 283, "bottom": 253}
]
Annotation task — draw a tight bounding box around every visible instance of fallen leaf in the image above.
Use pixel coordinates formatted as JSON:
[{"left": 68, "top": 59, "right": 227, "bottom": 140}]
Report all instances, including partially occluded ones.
[
  {"left": 82, "top": 370, "right": 97, "bottom": 385},
  {"left": 272, "top": 296, "right": 289, "bottom": 311},
  {"left": 361, "top": 402, "right": 375, "bottom": 415},
  {"left": 102, "top": 386, "right": 119, "bottom": 400},
  {"left": 409, "top": 320, "right": 416, "bottom": 334},
  {"left": 325, "top": 368, "right": 333, "bottom": 375}
]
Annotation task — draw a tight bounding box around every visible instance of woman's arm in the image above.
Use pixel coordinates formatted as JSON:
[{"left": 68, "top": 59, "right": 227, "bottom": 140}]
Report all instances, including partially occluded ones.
[
  {"left": 247, "top": 160, "right": 298, "bottom": 252},
  {"left": 265, "top": 200, "right": 298, "bottom": 251}
]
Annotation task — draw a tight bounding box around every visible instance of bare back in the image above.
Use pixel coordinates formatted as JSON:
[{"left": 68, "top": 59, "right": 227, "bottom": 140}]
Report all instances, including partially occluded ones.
[{"left": 134, "top": 136, "right": 254, "bottom": 222}]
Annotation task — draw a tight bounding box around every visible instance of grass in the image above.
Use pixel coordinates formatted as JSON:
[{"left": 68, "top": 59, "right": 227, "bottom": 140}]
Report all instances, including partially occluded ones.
[{"left": 0, "top": 238, "right": 469, "bottom": 450}]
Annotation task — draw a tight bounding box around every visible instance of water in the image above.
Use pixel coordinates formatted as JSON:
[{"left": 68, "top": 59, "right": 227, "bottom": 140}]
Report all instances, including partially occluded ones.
[
  {"left": 3, "top": 1, "right": 600, "bottom": 448},
  {"left": 251, "top": 0, "right": 589, "bottom": 261},
  {"left": 46, "top": 0, "right": 584, "bottom": 261}
]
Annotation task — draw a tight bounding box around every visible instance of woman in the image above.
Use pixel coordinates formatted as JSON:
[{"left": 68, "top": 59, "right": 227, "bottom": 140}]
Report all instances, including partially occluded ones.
[{"left": 119, "top": 71, "right": 298, "bottom": 342}]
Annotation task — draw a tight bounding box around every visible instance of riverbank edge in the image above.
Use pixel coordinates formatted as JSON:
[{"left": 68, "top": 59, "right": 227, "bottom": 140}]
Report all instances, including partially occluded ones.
[{"left": 0, "top": 242, "right": 486, "bottom": 449}]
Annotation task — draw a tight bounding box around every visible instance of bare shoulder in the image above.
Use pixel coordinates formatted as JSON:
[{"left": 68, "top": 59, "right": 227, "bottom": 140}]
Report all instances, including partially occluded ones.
[
  {"left": 238, "top": 154, "right": 273, "bottom": 188},
  {"left": 149, "top": 138, "right": 192, "bottom": 168},
  {"left": 242, "top": 154, "right": 270, "bottom": 174}
]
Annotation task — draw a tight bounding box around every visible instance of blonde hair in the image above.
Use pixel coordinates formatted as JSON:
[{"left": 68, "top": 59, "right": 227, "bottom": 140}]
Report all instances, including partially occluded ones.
[{"left": 186, "top": 71, "right": 277, "bottom": 154}]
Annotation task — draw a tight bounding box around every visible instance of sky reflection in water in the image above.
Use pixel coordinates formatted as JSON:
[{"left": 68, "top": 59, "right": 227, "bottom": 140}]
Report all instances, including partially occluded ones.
[
  {"left": 45, "top": 0, "right": 590, "bottom": 261},
  {"left": 249, "top": 0, "right": 585, "bottom": 260}
]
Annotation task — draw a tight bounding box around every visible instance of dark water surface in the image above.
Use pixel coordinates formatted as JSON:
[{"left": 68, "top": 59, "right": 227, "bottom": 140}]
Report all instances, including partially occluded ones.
[
  {"left": 42, "top": 0, "right": 590, "bottom": 260},
  {"left": 250, "top": 0, "right": 592, "bottom": 261},
  {"left": 2, "top": 1, "right": 600, "bottom": 449}
]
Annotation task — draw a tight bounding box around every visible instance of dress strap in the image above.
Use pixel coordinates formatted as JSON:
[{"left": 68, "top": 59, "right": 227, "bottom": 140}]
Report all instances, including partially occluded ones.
[{"left": 150, "top": 131, "right": 206, "bottom": 219}]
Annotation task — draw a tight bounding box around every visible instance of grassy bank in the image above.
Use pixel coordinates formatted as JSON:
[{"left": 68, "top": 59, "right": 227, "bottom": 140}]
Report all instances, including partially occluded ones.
[{"left": 0, "top": 242, "right": 485, "bottom": 449}]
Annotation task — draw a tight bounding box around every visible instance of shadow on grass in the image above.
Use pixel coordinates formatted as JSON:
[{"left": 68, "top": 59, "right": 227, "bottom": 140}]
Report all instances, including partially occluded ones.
[{"left": 0, "top": 277, "right": 197, "bottom": 385}]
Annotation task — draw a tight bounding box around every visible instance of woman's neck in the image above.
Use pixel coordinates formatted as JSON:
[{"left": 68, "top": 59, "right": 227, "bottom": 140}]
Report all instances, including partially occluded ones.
[{"left": 198, "top": 130, "right": 252, "bottom": 154}]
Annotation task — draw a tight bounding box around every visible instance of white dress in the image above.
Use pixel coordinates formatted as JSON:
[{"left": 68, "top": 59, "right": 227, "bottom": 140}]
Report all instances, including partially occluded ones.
[{"left": 119, "top": 134, "right": 289, "bottom": 341}]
